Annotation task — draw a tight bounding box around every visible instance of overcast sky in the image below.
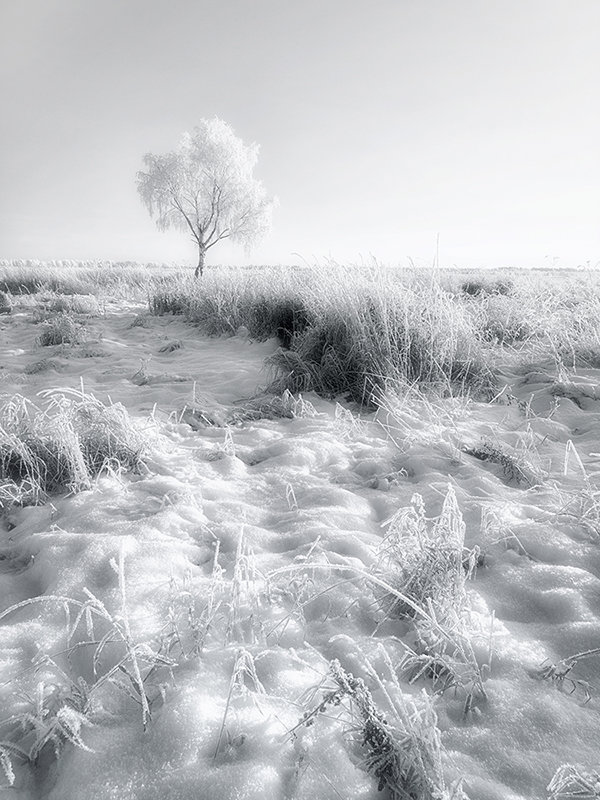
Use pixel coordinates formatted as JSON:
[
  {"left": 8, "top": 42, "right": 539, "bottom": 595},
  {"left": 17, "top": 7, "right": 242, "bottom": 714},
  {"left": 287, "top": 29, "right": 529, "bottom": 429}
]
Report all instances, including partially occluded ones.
[{"left": 1, "top": 0, "right": 599, "bottom": 269}]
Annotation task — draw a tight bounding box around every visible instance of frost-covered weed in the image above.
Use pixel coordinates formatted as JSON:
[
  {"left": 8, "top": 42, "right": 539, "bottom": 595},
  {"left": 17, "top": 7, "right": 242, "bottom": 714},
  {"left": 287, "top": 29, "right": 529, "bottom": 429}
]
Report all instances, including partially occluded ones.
[
  {"left": 398, "top": 602, "right": 490, "bottom": 717},
  {"left": 167, "top": 542, "right": 225, "bottom": 656},
  {"left": 8, "top": 680, "right": 93, "bottom": 767},
  {"left": 226, "top": 390, "right": 317, "bottom": 425},
  {"left": 295, "top": 658, "right": 468, "bottom": 800},
  {"left": 0, "top": 552, "right": 176, "bottom": 784},
  {"left": 167, "top": 534, "right": 269, "bottom": 653},
  {"left": 214, "top": 649, "right": 266, "bottom": 761},
  {"left": 375, "top": 488, "right": 489, "bottom": 713},
  {"left": 547, "top": 764, "right": 600, "bottom": 798},
  {"left": 129, "top": 313, "right": 152, "bottom": 328},
  {"left": 185, "top": 393, "right": 301, "bottom": 428},
  {"left": 465, "top": 437, "right": 543, "bottom": 486},
  {"left": 159, "top": 339, "right": 183, "bottom": 353},
  {"left": 23, "top": 358, "right": 60, "bottom": 375},
  {"left": 377, "top": 488, "right": 471, "bottom": 622},
  {"left": 536, "top": 644, "right": 600, "bottom": 703},
  {"left": 226, "top": 533, "right": 266, "bottom": 645}
]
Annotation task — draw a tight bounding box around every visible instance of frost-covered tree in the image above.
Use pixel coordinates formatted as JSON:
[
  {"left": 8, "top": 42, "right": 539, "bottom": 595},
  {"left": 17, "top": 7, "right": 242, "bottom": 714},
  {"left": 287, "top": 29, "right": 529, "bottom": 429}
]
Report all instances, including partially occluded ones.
[{"left": 137, "top": 118, "right": 274, "bottom": 277}]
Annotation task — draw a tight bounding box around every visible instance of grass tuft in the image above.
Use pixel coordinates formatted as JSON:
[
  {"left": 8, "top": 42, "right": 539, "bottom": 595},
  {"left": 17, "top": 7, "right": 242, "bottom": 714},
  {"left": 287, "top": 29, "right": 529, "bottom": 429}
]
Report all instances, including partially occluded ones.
[
  {"left": 0, "top": 291, "right": 12, "bottom": 314},
  {"left": 37, "top": 314, "right": 85, "bottom": 347},
  {"left": 0, "top": 389, "right": 146, "bottom": 505}
]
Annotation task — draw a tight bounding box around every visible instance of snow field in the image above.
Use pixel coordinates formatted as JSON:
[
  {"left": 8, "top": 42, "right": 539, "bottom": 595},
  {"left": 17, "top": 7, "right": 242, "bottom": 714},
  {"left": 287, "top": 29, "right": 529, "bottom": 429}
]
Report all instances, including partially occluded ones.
[{"left": 0, "top": 287, "right": 600, "bottom": 798}]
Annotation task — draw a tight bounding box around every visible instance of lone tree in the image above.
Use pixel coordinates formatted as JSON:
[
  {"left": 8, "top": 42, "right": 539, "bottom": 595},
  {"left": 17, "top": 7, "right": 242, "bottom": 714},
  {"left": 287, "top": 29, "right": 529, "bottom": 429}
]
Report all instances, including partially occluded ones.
[{"left": 137, "top": 118, "right": 274, "bottom": 277}]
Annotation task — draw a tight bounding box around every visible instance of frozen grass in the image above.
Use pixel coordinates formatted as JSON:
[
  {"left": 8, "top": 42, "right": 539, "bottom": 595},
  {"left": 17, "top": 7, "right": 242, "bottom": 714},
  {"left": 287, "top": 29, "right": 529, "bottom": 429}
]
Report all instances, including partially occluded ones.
[
  {"left": 148, "top": 264, "right": 495, "bottom": 405},
  {"left": 0, "top": 552, "right": 175, "bottom": 784},
  {"left": 1, "top": 266, "right": 599, "bottom": 796},
  {"left": 271, "top": 489, "right": 489, "bottom": 721},
  {"left": 266, "top": 278, "right": 493, "bottom": 404},
  {"left": 475, "top": 294, "right": 535, "bottom": 345},
  {"left": 460, "top": 277, "right": 513, "bottom": 297},
  {"left": 48, "top": 294, "right": 101, "bottom": 316},
  {"left": 450, "top": 269, "right": 600, "bottom": 366},
  {"left": 144, "top": 262, "right": 600, "bottom": 406},
  {"left": 4, "top": 260, "right": 600, "bottom": 380},
  {"left": 0, "top": 259, "right": 187, "bottom": 298},
  {"left": 0, "top": 388, "right": 146, "bottom": 506}
]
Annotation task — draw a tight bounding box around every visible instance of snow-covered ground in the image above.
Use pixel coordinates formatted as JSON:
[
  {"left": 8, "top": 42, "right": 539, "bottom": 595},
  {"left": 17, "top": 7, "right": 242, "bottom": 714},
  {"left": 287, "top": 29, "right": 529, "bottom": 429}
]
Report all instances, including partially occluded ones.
[{"left": 1, "top": 295, "right": 600, "bottom": 799}]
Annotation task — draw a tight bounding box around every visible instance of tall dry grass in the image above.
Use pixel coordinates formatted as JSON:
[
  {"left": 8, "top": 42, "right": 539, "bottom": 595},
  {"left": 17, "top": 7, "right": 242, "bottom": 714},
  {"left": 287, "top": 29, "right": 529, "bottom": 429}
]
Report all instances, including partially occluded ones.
[{"left": 150, "top": 264, "right": 496, "bottom": 404}]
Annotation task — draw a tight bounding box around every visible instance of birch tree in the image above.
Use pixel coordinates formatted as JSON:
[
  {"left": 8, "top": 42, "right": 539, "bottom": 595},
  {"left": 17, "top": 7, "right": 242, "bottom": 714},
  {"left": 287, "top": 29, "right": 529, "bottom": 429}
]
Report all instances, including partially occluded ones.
[{"left": 137, "top": 118, "right": 274, "bottom": 277}]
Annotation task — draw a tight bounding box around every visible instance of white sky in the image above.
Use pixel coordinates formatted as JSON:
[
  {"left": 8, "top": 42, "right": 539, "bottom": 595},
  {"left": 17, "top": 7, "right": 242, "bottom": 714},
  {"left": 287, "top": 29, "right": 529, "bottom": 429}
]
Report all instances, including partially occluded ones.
[{"left": 1, "top": 0, "right": 599, "bottom": 269}]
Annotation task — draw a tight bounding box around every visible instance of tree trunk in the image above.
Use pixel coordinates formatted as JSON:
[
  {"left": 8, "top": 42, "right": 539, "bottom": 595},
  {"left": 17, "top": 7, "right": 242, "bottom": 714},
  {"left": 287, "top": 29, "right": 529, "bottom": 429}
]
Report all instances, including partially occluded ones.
[{"left": 194, "top": 247, "right": 206, "bottom": 278}]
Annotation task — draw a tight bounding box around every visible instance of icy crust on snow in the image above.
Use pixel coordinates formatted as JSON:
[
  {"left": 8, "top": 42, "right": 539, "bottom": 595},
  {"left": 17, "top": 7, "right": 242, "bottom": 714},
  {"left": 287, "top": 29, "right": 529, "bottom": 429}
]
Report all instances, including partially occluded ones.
[{"left": 1, "top": 297, "right": 600, "bottom": 798}]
